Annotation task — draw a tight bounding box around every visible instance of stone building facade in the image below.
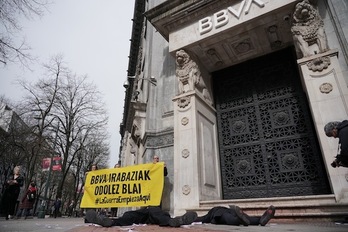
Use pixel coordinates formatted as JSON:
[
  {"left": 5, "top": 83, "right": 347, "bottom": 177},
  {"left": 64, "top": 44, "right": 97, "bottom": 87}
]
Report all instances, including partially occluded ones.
[{"left": 120, "top": 0, "right": 348, "bottom": 218}]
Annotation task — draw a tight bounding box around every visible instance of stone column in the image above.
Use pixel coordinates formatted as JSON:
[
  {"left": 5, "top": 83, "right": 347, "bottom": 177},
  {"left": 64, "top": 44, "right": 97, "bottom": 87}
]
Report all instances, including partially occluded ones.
[
  {"left": 297, "top": 49, "right": 348, "bottom": 202},
  {"left": 172, "top": 50, "right": 221, "bottom": 215}
]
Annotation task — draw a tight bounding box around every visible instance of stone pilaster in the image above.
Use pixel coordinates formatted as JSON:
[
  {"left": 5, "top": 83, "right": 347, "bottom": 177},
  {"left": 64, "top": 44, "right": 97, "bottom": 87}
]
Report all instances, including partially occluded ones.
[
  {"left": 172, "top": 91, "right": 221, "bottom": 215},
  {"left": 297, "top": 49, "right": 348, "bottom": 202}
]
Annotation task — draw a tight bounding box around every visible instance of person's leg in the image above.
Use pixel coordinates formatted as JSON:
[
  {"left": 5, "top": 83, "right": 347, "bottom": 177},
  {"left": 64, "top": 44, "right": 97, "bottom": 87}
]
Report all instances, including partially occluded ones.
[
  {"left": 15, "top": 208, "right": 23, "bottom": 218},
  {"left": 9, "top": 198, "right": 17, "bottom": 218},
  {"left": 168, "top": 211, "right": 198, "bottom": 227},
  {"left": 194, "top": 206, "right": 225, "bottom": 223},
  {"left": 24, "top": 208, "right": 29, "bottom": 219},
  {"left": 259, "top": 205, "right": 276, "bottom": 226},
  {"left": 84, "top": 208, "right": 96, "bottom": 222},
  {"left": 113, "top": 208, "right": 149, "bottom": 226},
  {"left": 85, "top": 210, "right": 114, "bottom": 227},
  {"left": 147, "top": 206, "right": 172, "bottom": 226},
  {"left": 217, "top": 212, "right": 242, "bottom": 225},
  {"left": 245, "top": 215, "right": 261, "bottom": 225},
  {"left": 228, "top": 205, "right": 250, "bottom": 226}
]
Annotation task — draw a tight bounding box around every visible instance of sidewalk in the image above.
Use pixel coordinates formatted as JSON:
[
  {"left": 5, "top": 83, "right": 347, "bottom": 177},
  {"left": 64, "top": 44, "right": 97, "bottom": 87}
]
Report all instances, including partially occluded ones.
[
  {"left": 1, "top": 217, "right": 348, "bottom": 232},
  {"left": 67, "top": 220, "right": 348, "bottom": 232}
]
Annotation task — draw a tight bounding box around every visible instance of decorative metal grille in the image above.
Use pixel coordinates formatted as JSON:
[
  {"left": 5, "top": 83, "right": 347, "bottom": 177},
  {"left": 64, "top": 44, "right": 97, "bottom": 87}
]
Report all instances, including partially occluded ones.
[{"left": 214, "top": 47, "right": 331, "bottom": 199}]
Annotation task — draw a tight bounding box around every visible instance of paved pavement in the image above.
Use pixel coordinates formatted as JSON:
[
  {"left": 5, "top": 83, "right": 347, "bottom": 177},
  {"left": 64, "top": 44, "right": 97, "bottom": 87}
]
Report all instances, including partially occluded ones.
[{"left": 0, "top": 217, "right": 348, "bottom": 232}]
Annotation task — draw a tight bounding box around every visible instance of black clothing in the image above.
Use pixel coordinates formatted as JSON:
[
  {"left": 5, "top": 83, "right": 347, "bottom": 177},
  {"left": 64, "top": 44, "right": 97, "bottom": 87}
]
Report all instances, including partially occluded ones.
[
  {"left": 336, "top": 120, "right": 348, "bottom": 165},
  {"left": 54, "top": 199, "right": 61, "bottom": 218},
  {"left": 112, "top": 207, "right": 171, "bottom": 226},
  {"left": 196, "top": 206, "right": 261, "bottom": 225},
  {"left": 2, "top": 174, "right": 24, "bottom": 219},
  {"left": 164, "top": 166, "right": 168, "bottom": 177}
]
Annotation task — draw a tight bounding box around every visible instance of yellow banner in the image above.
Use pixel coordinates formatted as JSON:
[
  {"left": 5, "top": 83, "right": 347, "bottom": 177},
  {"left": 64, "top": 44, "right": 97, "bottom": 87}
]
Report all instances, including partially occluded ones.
[{"left": 80, "top": 163, "right": 164, "bottom": 208}]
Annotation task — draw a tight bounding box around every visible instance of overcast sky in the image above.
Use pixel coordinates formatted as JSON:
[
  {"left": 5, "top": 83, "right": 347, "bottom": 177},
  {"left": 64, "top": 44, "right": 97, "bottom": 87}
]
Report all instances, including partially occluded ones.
[{"left": 0, "top": 0, "right": 135, "bottom": 167}]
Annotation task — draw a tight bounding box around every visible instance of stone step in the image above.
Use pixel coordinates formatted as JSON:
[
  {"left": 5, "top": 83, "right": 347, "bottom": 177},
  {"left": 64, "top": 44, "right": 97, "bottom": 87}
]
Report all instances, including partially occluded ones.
[{"left": 188, "top": 194, "right": 348, "bottom": 220}]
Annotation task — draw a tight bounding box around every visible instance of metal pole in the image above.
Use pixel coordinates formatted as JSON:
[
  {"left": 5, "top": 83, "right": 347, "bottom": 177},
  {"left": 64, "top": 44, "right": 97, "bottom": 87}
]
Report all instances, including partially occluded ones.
[{"left": 37, "top": 122, "right": 59, "bottom": 219}]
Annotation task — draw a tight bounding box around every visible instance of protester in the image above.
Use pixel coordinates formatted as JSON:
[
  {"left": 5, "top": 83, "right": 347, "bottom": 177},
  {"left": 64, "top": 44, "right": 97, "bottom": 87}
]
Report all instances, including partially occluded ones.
[
  {"left": 111, "top": 163, "right": 121, "bottom": 217},
  {"left": 53, "top": 197, "right": 62, "bottom": 218},
  {"left": 68, "top": 200, "right": 75, "bottom": 217},
  {"left": 85, "top": 206, "right": 198, "bottom": 227},
  {"left": 85, "top": 205, "right": 275, "bottom": 228},
  {"left": 15, "top": 182, "right": 37, "bottom": 219},
  {"left": 195, "top": 205, "right": 275, "bottom": 226},
  {"left": 84, "top": 164, "right": 99, "bottom": 222},
  {"left": 1, "top": 166, "right": 24, "bottom": 220},
  {"left": 153, "top": 155, "right": 168, "bottom": 176},
  {"left": 324, "top": 120, "right": 348, "bottom": 168},
  {"left": 152, "top": 155, "right": 168, "bottom": 209}
]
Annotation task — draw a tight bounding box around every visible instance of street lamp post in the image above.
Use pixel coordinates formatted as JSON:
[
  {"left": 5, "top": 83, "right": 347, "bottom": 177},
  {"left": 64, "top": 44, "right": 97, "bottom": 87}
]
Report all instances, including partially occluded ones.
[{"left": 37, "top": 122, "right": 59, "bottom": 219}]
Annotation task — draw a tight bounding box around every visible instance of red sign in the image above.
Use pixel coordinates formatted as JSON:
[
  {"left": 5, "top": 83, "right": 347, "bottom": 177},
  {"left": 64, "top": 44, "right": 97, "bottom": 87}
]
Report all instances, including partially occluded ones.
[
  {"left": 42, "top": 157, "right": 62, "bottom": 171},
  {"left": 42, "top": 158, "right": 50, "bottom": 171},
  {"left": 52, "top": 157, "right": 62, "bottom": 171}
]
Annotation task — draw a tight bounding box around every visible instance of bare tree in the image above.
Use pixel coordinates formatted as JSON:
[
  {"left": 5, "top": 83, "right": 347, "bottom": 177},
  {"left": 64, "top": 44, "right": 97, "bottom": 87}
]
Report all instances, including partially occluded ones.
[
  {"left": 0, "top": 0, "right": 49, "bottom": 67},
  {"left": 53, "top": 72, "right": 109, "bottom": 198},
  {"left": 15, "top": 55, "right": 64, "bottom": 190},
  {"left": 17, "top": 55, "right": 109, "bottom": 210}
]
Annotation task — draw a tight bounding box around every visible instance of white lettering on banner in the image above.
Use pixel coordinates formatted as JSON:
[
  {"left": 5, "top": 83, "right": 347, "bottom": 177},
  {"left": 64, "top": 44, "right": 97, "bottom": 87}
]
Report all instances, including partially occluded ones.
[{"left": 198, "top": 0, "right": 265, "bottom": 35}]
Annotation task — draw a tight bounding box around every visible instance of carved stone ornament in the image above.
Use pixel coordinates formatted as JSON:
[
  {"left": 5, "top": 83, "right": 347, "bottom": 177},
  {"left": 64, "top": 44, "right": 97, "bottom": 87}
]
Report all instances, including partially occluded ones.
[
  {"left": 181, "top": 117, "right": 189, "bottom": 126},
  {"left": 182, "top": 149, "right": 190, "bottom": 158},
  {"left": 307, "top": 56, "right": 331, "bottom": 72},
  {"left": 319, "top": 82, "right": 333, "bottom": 94},
  {"left": 176, "top": 49, "right": 212, "bottom": 105},
  {"left": 182, "top": 185, "right": 191, "bottom": 195},
  {"left": 234, "top": 39, "right": 253, "bottom": 54},
  {"left": 291, "top": 0, "right": 329, "bottom": 57},
  {"left": 177, "top": 96, "right": 191, "bottom": 108}
]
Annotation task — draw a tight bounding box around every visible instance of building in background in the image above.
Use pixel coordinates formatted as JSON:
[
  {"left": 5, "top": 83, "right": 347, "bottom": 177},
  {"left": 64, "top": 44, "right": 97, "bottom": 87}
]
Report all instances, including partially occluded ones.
[{"left": 120, "top": 0, "right": 348, "bottom": 218}]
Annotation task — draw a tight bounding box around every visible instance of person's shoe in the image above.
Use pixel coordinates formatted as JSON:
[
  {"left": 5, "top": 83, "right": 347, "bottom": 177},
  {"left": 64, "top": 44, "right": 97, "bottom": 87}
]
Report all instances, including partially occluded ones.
[
  {"left": 168, "top": 211, "right": 198, "bottom": 227},
  {"left": 259, "top": 205, "right": 276, "bottom": 226},
  {"left": 229, "top": 205, "right": 250, "bottom": 226},
  {"left": 85, "top": 210, "right": 113, "bottom": 227}
]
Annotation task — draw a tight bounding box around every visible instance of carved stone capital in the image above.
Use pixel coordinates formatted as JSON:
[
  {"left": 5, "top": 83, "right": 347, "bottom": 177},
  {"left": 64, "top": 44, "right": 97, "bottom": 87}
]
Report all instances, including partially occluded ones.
[
  {"left": 177, "top": 96, "right": 191, "bottom": 108},
  {"left": 307, "top": 56, "right": 331, "bottom": 72}
]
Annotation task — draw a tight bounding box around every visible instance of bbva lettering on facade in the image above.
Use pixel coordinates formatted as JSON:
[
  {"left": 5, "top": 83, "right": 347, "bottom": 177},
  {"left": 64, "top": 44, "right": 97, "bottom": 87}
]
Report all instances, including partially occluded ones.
[{"left": 198, "top": 0, "right": 265, "bottom": 35}]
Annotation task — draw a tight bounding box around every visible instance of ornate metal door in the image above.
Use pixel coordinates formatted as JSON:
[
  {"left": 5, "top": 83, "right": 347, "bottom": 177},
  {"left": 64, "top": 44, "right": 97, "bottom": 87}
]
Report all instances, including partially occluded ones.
[{"left": 214, "top": 47, "right": 331, "bottom": 199}]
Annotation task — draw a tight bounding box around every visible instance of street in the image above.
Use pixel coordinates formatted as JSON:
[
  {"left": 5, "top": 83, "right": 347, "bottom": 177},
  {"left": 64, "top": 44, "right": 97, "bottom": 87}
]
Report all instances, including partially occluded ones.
[{"left": 0, "top": 217, "right": 348, "bottom": 232}]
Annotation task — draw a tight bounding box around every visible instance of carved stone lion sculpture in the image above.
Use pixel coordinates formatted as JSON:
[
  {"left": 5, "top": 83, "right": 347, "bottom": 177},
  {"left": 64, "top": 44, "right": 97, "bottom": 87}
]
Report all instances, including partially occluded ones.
[
  {"left": 176, "top": 49, "right": 212, "bottom": 104},
  {"left": 291, "top": 0, "right": 329, "bottom": 57}
]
